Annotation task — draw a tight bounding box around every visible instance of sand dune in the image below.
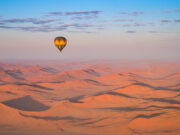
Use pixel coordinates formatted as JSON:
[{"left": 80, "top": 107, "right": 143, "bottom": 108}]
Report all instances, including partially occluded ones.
[
  {"left": 0, "top": 60, "right": 180, "bottom": 135},
  {"left": 2, "top": 95, "right": 50, "bottom": 111}
]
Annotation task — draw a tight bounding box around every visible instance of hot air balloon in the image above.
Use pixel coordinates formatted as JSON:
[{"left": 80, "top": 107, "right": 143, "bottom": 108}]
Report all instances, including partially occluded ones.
[{"left": 54, "top": 37, "right": 67, "bottom": 52}]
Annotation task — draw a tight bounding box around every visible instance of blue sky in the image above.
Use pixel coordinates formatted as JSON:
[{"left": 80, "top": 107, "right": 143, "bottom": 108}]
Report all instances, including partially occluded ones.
[{"left": 0, "top": 0, "right": 180, "bottom": 60}]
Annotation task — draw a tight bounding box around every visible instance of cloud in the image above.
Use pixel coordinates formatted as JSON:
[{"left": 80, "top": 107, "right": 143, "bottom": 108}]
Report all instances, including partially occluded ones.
[
  {"left": 0, "top": 10, "right": 103, "bottom": 33},
  {"left": 162, "top": 10, "right": 172, "bottom": 13},
  {"left": 122, "top": 24, "right": 131, "bottom": 27},
  {"left": 161, "top": 19, "right": 171, "bottom": 23},
  {"left": 65, "top": 10, "right": 102, "bottom": 15},
  {"left": 2, "top": 18, "right": 59, "bottom": 24},
  {"left": 0, "top": 25, "right": 53, "bottom": 32},
  {"left": 161, "top": 19, "right": 180, "bottom": 23},
  {"left": 46, "top": 10, "right": 102, "bottom": 21},
  {"left": 122, "top": 23, "right": 145, "bottom": 27},
  {"left": 131, "top": 11, "right": 144, "bottom": 16},
  {"left": 133, "top": 23, "right": 145, "bottom": 26},
  {"left": 126, "top": 30, "right": 136, "bottom": 33},
  {"left": 174, "top": 8, "right": 180, "bottom": 12},
  {"left": 118, "top": 11, "right": 144, "bottom": 16},
  {"left": 59, "top": 23, "right": 94, "bottom": 30},
  {"left": 162, "top": 8, "right": 180, "bottom": 14},
  {"left": 149, "top": 31, "right": 158, "bottom": 33},
  {"left": 66, "top": 30, "right": 94, "bottom": 34},
  {"left": 147, "top": 22, "right": 155, "bottom": 26},
  {"left": 0, "top": 22, "right": 95, "bottom": 32},
  {"left": 71, "top": 15, "right": 98, "bottom": 20},
  {"left": 149, "top": 31, "right": 177, "bottom": 34},
  {"left": 0, "top": 16, "right": 4, "bottom": 24},
  {"left": 174, "top": 19, "right": 180, "bottom": 22},
  {"left": 47, "top": 10, "right": 102, "bottom": 16},
  {"left": 113, "top": 19, "right": 134, "bottom": 22},
  {"left": 46, "top": 12, "right": 63, "bottom": 16}
]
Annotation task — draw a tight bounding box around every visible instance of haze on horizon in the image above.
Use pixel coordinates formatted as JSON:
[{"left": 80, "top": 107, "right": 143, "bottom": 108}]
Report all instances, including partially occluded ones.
[{"left": 0, "top": 0, "right": 180, "bottom": 60}]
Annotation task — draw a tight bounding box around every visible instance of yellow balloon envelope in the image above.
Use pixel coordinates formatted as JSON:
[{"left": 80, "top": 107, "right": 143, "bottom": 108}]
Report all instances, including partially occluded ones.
[{"left": 54, "top": 37, "right": 67, "bottom": 52}]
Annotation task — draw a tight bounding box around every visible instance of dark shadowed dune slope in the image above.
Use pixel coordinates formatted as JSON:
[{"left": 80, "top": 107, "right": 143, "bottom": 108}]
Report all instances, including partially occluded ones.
[{"left": 2, "top": 95, "right": 50, "bottom": 111}]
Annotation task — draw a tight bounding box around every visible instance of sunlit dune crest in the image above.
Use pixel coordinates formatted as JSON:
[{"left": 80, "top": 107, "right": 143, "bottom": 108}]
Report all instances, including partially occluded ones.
[{"left": 0, "top": 60, "right": 180, "bottom": 135}]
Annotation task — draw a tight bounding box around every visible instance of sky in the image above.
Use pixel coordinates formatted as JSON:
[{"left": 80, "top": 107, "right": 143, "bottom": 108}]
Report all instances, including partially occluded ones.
[{"left": 0, "top": 0, "right": 180, "bottom": 60}]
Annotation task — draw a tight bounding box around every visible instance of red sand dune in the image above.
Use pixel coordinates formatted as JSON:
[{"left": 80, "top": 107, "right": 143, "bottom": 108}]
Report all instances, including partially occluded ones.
[{"left": 0, "top": 60, "right": 180, "bottom": 135}]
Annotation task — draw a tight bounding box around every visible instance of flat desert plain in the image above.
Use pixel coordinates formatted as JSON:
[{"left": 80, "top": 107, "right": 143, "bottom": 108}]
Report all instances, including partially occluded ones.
[{"left": 0, "top": 60, "right": 180, "bottom": 135}]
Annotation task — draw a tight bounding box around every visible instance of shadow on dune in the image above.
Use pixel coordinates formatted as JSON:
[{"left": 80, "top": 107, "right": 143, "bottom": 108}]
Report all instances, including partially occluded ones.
[
  {"left": 2, "top": 95, "right": 50, "bottom": 111},
  {"left": 106, "top": 91, "right": 136, "bottom": 99},
  {"left": 92, "top": 86, "right": 129, "bottom": 97},
  {"left": 129, "top": 72, "right": 180, "bottom": 80},
  {"left": 133, "top": 82, "right": 180, "bottom": 92},
  {"left": 129, "top": 127, "right": 180, "bottom": 135},
  {"left": 83, "top": 79, "right": 107, "bottom": 86},
  {"left": 99, "top": 105, "right": 180, "bottom": 112},
  {"left": 129, "top": 127, "right": 179, "bottom": 135},
  {"left": 83, "top": 69, "right": 101, "bottom": 76},
  {"left": 0, "top": 124, "right": 17, "bottom": 131},
  {"left": 67, "top": 88, "right": 135, "bottom": 104},
  {"left": 4, "top": 70, "right": 25, "bottom": 80},
  {"left": 19, "top": 112, "right": 90, "bottom": 121},
  {"left": 169, "top": 83, "right": 180, "bottom": 88},
  {"left": 0, "top": 82, "right": 54, "bottom": 91},
  {"left": 40, "top": 67, "right": 58, "bottom": 73},
  {"left": 147, "top": 105, "right": 180, "bottom": 110},
  {"left": 132, "top": 112, "right": 165, "bottom": 120},
  {"left": 99, "top": 106, "right": 146, "bottom": 111},
  {"left": 175, "top": 93, "right": 180, "bottom": 97},
  {"left": 67, "top": 95, "right": 84, "bottom": 103},
  {"left": 0, "top": 91, "right": 17, "bottom": 95},
  {"left": 143, "top": 98, "right": 180, "bottom": 104},
  {"left": 79, "top": 117, "right": 108, "bottom": 126},
  {"left": 15, "top": 83, "right": 54, "bottom": 91}
]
